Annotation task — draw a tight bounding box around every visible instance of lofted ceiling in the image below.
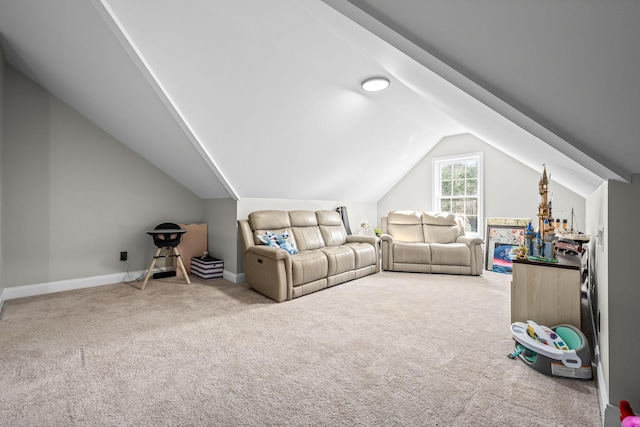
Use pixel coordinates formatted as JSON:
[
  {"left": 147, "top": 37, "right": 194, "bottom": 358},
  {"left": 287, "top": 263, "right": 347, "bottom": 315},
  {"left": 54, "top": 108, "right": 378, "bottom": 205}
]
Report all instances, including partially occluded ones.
[
  {"left": 1, "top": 1, "right": 638, "bottom": 201},
  {"left": 330, "top": 0, "right": 640, "bottom": 183}
]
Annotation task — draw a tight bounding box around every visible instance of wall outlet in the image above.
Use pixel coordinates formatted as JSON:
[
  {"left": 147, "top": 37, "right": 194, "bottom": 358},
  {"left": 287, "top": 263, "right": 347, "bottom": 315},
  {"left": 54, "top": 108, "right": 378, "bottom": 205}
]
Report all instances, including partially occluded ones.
[
  {"left": 120, "top": 251, "right": 128, "bottom": 262},
  {"left": 597, "top": 226, "right": 604, "bottom": 248}
]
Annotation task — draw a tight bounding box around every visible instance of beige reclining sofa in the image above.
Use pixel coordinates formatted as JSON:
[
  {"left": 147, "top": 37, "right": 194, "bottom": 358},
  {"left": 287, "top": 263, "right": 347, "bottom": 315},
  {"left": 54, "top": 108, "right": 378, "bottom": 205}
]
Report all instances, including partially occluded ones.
[
  {"left": 238, "top": 210, "right": 379, "bottom": 302},
  {"left": 380, "top": 210, "right": 483, "bottom": 275}
]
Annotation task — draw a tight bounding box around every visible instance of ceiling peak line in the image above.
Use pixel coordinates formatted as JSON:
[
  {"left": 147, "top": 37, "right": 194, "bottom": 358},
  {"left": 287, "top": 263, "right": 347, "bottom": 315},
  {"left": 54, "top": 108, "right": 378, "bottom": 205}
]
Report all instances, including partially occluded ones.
[
  {"left": 321, "top": 0, "right": 626, "bottom": 188},
  {"left": 90, "top": 0, "right": 239, "bottom": 200}
]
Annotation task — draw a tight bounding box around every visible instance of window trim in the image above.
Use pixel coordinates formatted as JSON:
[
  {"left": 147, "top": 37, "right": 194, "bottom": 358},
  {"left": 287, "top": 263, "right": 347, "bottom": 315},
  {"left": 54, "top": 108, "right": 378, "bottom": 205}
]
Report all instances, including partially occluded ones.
[{"left": 433, "top": 152, "right": 484, "bottom": 238}]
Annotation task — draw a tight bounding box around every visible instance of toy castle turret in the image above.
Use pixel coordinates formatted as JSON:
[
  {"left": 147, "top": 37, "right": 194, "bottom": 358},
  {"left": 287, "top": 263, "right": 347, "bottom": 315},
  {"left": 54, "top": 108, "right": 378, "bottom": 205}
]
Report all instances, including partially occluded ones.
[
  {"left": 537, "top": 165, "right": 555, "bottom": 239},
  {"left": 534, "top": 165, "right": 557, "bottom": 258},
  {"left": 525, "top": 221, "right": 536, "bottom": 255}
]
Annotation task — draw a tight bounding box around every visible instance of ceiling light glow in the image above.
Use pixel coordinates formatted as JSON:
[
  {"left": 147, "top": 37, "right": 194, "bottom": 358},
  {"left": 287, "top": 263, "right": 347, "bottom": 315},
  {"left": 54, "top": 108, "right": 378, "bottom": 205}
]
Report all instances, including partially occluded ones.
[{"left": 361, "top": 77, "right": 390, "bottom": 92}]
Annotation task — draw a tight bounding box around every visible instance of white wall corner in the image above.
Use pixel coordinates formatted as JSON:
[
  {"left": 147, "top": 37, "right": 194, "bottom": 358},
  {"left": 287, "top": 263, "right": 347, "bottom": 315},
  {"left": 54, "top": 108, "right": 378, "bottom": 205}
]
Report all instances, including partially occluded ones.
[
  {"left": 594, "top": 344, "right": 609, "bottom": 426},
  {"left": 0, "top": 288, "right": 6, "bottom": 316}
]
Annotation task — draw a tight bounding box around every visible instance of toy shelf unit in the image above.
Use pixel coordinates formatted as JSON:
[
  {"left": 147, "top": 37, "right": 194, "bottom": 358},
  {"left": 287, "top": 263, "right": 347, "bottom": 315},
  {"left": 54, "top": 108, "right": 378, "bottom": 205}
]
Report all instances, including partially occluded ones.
[
  {"left": 510, "top": 252, "right": 581, "bottom": 329},
  {"left": 191, "top": 256, "right": 224, "bottom": 280}
]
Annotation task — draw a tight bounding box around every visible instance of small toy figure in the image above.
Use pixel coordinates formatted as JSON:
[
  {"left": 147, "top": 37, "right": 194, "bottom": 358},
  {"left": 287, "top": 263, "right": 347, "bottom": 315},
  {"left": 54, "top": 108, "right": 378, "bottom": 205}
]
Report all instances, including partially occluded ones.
[
  {"left": 620, "top": 400, "right": 640, "bottom": 427},
  {"left": 513, "top": 245, "right": 528, "bottom": 260},
  {"left": 277, "top": 231, "right": 298, "bottom": 254},
  {"left": 258, "top": 231, "right": 279, "bottom": 248}
]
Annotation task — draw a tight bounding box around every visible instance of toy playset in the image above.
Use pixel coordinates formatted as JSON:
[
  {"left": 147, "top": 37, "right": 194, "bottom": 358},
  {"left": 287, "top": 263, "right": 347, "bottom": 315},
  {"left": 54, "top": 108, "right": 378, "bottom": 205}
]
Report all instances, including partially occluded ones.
[{"left": 509, "top": 320, "right": 592, "bottom": 379}]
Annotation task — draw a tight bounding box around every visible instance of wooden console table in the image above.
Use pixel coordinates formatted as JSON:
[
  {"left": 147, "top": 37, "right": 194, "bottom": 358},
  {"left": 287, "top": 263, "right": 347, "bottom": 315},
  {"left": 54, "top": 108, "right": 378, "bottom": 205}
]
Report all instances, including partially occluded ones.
[{"left": 510, "top": 253, "right": 581, "bottom": 328}]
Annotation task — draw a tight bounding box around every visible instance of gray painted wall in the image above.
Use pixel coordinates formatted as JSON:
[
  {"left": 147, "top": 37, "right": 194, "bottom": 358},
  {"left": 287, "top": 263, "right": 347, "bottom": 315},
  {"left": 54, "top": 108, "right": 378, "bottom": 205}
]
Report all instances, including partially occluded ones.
[
  {"left": 585, "top": 181, "right": 610, "bottom": 419},
  {"left": 378, "top": 133, "right": 586, "bottom": 236},
  {"left": 204, "top": 198, "right": 238, "bottom": 274},
  {"left": 1, "top": 66, "right": 204, "bottom": 287},
  {"left": 0, "top": 44, "right": 5, "bottom": 292},
  {"left": 1, "top": 65, "right": 381, "bottom": 288},
  {"left": 589, "top": 177, "right": 640, "bottom": 425},
  {"left": 607, "top": 175, "right": 640, "bottom": 412}
]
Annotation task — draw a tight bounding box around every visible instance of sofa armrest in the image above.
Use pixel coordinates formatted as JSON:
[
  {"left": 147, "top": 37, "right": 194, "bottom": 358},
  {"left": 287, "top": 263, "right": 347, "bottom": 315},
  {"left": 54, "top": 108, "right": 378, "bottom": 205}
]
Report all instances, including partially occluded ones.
[
  {"left": 246, "top": 245, "right": 290, "bottom": 260},
  {"left": 456, "top": 235, "right": 484, "bottom": 275},
  {"left": 380, "top": 233, "right": 394, "bottom": 243},
  {"left": 243, "top": 245, "right": 292, "bottom": 302},
  {"left": 380, "top": 233, "right": 394, "bottom": 271},
  {"left": 346, "top": 235, "right": 379, "bottom": 247},
  {"left": 238, "top": 219, "right": 255, "bottom": 253},
  {"left": 456, "top": 235, "right": 483, "bottom": 246}
]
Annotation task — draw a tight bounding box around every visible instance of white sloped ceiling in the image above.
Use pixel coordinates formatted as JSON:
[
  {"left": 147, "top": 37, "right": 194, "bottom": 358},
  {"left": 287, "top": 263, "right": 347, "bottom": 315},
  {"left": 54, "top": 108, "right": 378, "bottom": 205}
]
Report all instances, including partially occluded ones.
[
  {"left": 329, "top": 0, "right": 640, "bottom": 182},
  {"left": 2, "top": 0, "right": 635, "bottom": 201}
]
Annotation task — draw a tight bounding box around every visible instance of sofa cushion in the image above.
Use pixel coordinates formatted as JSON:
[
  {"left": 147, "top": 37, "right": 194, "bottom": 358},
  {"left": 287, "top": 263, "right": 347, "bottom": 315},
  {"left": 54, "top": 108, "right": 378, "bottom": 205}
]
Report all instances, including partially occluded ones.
[
  {"left": 250, "top": 210, "right": 291, "bottom": 230},
  {"left": 387, "top": 210, "right": 425, "bottom": 243},
  {"left": 388, "top": 210, "right": 423, "bottom": 224},
  {"left": 317, "top": 210, "right": 348, "bottom": 246},
  {"left": 393, "top": 242, "right": 431, "bottom": 264},
  {"left": 430, "top": 243, "right": 471, "bottom": 266},
  {"left": 388, "top": 224, "right": 424, "bottom": 243},
  {"left": 290, "top": 210, "right": 325, "bottom": 250},
  {"left": 320, "top": 246, "right": 355, "bottom": 276},
  {"left": 291, "top": 250, "right": 328, "bottom": 286},
  {"left": 424, "top": 225, "right": 460, "bottom": 244},
  {"left": 421, "top": 212, "right": 458, "bottom": 226},
  {"left": 249, "top": 210, "right": 297, "bottom": 246},
  {"left": 345, "top": 242, "right": 378, "bottom": 269},
  {"left": 422, "top": 212, "right": 462, "bottom": 244},
  {"left": 289, "top": 210, "right": 318, "bottom": 226}
]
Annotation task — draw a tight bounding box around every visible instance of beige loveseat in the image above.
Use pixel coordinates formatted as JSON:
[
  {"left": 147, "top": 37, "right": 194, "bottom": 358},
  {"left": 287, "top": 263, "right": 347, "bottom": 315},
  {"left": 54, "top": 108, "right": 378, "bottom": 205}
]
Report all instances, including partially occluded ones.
[
  {"left": 238, "top": 210, "right": 379, "bottom": 302},
  {"left": 380, "top": 211, "right": 483, "bottom": 275}
]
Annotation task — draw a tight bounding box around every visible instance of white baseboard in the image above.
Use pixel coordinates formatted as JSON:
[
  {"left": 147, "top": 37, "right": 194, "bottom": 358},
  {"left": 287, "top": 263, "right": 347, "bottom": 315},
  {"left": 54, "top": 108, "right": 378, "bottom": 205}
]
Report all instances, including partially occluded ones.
[
  {"left": 594, "top": 344, "right": 608, "bottom": 426},
  {"left": 224, "top": 271, "right": 244, "bottom": 284},
  {"left": 0, "top": 269, "right": 243, "bottom": 314},
  {"left": 0, "top": 270, "right": 147, "bottom": 303}
]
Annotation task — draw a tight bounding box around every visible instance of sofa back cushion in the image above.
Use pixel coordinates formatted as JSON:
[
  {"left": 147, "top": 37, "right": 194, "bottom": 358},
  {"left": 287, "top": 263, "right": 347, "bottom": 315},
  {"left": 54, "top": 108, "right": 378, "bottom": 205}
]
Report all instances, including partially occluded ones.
[
  {"left": 249, "top": 210, "right": 297, "bottom": 247},
  {"left": 422, "top": 212, "right": 461, "bottom": 244},
  {"left": 316, "top": 210, "right": 347, "bottom": 246},
  {"left": 289, "top": 210, "right": 325, "bottom": 250},
  {"left": 386, "top": 211, "right": 425, "bottom": 243}
]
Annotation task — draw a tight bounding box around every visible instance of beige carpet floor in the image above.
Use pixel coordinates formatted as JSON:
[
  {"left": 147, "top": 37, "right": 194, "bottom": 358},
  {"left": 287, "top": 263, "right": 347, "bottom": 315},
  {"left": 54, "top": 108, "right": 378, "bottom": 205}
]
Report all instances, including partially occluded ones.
[{"left": 0, "top": 271, "right": 601, "bottom": 426}]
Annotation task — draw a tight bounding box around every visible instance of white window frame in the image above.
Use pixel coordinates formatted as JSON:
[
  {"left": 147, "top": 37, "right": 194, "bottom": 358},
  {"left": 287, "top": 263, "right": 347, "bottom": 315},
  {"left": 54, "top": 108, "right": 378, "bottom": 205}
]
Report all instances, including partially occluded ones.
[{"left": 433, "top": 152, "right": 483, "bottom": 238}]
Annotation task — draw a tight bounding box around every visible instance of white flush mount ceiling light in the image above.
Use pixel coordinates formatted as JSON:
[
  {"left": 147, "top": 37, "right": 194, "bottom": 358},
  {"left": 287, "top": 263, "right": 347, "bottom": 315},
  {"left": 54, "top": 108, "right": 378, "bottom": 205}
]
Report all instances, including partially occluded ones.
[{"left": 361, "top": 77, "right": 390, "bottom": 92}]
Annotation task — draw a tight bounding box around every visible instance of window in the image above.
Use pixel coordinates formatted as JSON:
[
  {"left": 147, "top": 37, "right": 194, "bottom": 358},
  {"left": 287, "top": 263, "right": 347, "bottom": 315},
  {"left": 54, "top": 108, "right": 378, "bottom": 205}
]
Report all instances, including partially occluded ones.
[{"left": 434, "top": 153, "right": 483, "bottom": 236}]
